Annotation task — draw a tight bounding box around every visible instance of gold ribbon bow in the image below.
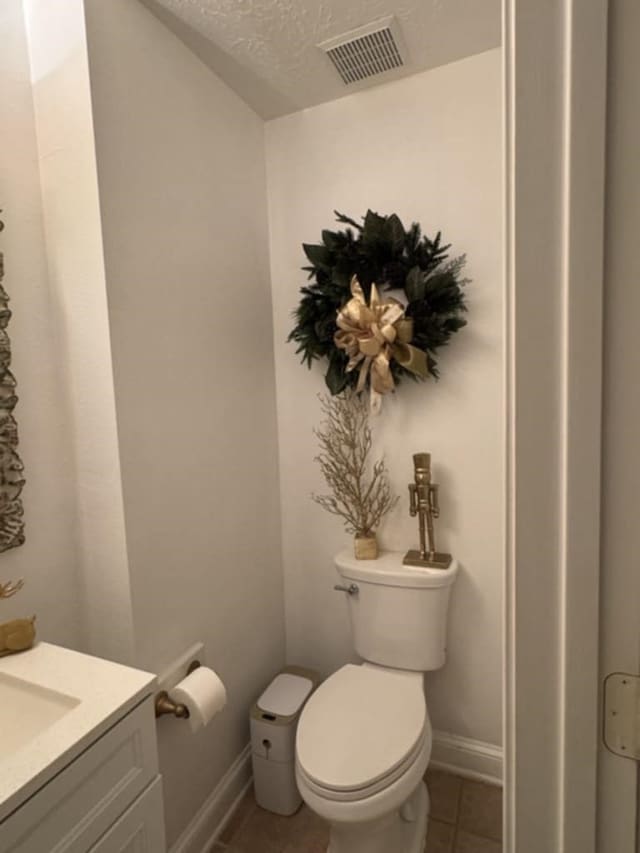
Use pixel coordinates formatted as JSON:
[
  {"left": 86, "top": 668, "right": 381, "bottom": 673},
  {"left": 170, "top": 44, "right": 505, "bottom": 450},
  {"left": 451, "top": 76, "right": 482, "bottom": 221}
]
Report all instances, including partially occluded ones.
[{"left": 334, "top": 276, "right": 429, "bottom": 412}]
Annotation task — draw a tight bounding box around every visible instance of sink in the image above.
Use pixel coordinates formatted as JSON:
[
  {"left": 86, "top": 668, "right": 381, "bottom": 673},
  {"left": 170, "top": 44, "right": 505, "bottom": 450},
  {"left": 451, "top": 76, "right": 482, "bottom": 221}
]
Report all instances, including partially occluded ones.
[
  {"left": 0, "top": 671, "right": 80, "bottom": 760},
  {"left": 0, "top": 642, "right": 156, "bottom": 824}
]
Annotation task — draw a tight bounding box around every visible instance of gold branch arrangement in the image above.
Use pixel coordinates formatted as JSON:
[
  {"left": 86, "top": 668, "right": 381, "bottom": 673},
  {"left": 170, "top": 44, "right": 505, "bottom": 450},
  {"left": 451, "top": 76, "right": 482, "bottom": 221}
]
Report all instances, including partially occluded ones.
[
  {"left": 0, "top": 578, "right": 36, "bottom": 656},
  {"left": 0, "top": 578, "right": 24, "bottom": 598},
  {"left": 312, "top": 391, "right": 397, "bottom": 559}
]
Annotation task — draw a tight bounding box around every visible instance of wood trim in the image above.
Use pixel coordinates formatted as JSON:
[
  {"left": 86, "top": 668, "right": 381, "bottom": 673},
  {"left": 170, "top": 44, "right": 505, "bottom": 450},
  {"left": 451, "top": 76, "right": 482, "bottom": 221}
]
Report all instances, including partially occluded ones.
[
  {"left": 596, "top": 2, "right": 640, "bottom": 848},
  {"left": 431, "top": 731, "right": 502, "bottom": 787},
  {"left": 558, "top": 4, "right": 607, "bottom": 849},
  {"left": 169, "top": 744, "right": 252, "bottom": 853},
  {"left": 503, "top": 1, "right": 607, "bottom": 852}
]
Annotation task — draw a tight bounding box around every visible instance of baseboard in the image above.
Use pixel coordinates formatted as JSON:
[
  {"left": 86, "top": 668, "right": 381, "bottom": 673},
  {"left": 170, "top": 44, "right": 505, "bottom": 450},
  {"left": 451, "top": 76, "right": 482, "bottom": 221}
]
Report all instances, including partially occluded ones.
[
  {"left": 430, "top": 731, "right": 503, "bottom": 786},
  {"left": 169, "top": 744, "right": 252, "bottom": 853},
  {"left": 169, "top": 731, "right": 502, "bottom": 851}
]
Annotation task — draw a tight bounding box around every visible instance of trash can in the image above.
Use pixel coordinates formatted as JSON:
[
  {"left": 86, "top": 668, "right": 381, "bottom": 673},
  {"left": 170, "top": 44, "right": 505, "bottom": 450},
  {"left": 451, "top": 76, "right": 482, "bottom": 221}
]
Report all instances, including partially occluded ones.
[{"left": 250, "top": 666, "right": 321, "bottom": 815}]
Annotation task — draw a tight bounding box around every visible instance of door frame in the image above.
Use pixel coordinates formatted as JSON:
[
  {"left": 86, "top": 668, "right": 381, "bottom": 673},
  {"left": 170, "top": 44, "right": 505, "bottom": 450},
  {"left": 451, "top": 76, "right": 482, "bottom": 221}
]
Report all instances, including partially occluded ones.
[{"left": 504, "top": 2, "right": 608, "bottom": 851}]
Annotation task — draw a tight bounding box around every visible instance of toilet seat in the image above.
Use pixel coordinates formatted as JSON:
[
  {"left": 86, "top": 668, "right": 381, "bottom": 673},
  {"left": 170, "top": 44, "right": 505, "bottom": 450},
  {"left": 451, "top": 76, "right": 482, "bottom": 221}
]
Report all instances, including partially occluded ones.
[
  {"left": 296, "top": 664, "right": 426, "bottom": 802},
  {"left": 297, "top": 729, "right": 427, "bottom": 802}
]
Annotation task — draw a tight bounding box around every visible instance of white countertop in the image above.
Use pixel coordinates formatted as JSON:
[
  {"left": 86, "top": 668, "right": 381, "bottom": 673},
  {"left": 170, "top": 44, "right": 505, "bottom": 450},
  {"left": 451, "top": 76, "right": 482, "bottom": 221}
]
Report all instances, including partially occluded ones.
[{"left": 0, "top": 642, "right": 156, "bottom": 823}]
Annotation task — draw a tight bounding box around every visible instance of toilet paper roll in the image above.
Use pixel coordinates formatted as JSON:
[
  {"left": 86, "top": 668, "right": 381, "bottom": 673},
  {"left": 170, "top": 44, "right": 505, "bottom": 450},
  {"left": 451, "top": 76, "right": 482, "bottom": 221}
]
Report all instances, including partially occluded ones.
[{"left": 172, "top": 666, "right": 227, "bottom": 733}]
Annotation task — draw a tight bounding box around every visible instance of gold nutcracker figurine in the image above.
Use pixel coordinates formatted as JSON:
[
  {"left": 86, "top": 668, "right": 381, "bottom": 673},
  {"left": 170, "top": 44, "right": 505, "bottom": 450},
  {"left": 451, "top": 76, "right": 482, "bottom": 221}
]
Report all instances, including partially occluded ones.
[{"left": 403, "top": 453, "right": 452, "bottom": 569}]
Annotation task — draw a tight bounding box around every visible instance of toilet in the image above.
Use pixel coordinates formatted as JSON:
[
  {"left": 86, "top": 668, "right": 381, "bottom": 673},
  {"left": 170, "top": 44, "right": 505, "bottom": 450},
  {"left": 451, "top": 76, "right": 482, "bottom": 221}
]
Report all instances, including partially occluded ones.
[{"left": 295, "top": 549, "right": 458, "bottom": 853}]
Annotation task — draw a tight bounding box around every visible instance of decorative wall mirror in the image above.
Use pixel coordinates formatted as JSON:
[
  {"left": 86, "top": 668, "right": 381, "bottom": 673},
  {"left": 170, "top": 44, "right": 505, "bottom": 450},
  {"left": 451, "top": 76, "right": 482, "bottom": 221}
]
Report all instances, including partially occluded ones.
[{"left": 0, "top": 214, "right": 25, "bottom": 553}]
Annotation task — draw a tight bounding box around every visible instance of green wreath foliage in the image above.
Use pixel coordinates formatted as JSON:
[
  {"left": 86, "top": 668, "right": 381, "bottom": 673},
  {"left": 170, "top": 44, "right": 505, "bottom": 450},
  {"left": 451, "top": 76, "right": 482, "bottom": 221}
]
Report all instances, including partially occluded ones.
[{"left": 288, "top": 210, "right": 469, "bottom": 396}]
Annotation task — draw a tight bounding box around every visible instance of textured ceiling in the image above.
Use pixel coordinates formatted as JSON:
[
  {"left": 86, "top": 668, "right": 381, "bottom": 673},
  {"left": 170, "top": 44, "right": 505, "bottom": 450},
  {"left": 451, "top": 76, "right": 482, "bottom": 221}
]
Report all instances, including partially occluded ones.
[{"left": 141, "top": 0, "right": 501, "bottom": 119}]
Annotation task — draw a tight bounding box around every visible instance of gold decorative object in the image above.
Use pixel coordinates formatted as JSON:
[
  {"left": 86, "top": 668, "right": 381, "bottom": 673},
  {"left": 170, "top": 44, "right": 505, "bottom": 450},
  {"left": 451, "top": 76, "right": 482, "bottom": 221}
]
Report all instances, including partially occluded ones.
[
  {"left": 403, "top": 453, "right": 452, "bottom": 569},
  {"left": 354, "top": 534, "right": 378, "bottom": 560},
  {"left": 0, "top": 615, "right": 36, "bottom": 656},
  {"left": 312, "top": 392, "right": 397, "bottom": 559},
  {"left": 0, "top": 213, "right": 25, "bottom": 552},
  {"left": 334, "top": 276, "right": 429, "bottom": 413},
  {"left": 0, "top": 577, "right": 36, "bottom": 655},
  {"left": 0, "top": 578, "right": 24, "bottom": 598}
]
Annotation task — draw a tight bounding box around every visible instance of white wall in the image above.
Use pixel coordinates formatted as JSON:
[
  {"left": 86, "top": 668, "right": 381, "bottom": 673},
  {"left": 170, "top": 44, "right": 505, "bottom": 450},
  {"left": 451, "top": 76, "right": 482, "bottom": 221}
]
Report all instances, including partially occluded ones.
[
  {"left": 83, "top": 0, "right": 285, "bottom": 844},
  {"left": 266, "top": 49, "right": 503, "bottom": 748},
  {"left": 7, "top": 2, "right": 502, "bottom": 838},
  {"left": 23, "top": 0, "right": 136, "bottom": 664},
  {"left": 0, "top": 0, "right": 82, "bottom": 647}
]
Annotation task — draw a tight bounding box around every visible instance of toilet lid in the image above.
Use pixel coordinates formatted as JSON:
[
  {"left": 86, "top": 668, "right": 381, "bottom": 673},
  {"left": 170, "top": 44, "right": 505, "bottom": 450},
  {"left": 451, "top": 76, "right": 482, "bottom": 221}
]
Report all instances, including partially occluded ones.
[{"left": 296, "top": 664, "right": 426, "bottom": 793}]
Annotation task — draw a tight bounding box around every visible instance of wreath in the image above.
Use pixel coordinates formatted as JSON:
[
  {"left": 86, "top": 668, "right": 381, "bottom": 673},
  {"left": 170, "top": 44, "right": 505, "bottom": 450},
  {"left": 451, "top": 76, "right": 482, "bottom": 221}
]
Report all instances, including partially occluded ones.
[{"left": 288, "top": 210, "right": 469, "bottom": 411}]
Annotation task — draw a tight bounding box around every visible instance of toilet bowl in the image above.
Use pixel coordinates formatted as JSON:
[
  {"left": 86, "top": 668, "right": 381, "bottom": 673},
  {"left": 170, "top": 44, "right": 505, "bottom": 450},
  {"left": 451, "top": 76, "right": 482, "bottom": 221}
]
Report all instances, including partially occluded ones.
[
  {"left": 294, "top": 550, "right": 458, "bottom": 853},
  {"left": 296, "top": 663, "right": 431, "bottom": 853}
]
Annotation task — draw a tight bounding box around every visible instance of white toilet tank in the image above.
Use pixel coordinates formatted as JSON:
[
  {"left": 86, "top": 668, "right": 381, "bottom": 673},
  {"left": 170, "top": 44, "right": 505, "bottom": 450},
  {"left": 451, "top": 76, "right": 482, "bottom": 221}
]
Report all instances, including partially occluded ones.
[{"left": 334, "top": 550, "right": 459, "bottom": 672}]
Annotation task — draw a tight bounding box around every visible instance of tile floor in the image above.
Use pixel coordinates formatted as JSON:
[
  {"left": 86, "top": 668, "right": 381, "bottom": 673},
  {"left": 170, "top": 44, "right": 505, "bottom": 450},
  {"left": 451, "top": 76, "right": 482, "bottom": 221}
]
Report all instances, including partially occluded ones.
[{"left": 209, "top": 768, "right": 502, "bottom": 853}]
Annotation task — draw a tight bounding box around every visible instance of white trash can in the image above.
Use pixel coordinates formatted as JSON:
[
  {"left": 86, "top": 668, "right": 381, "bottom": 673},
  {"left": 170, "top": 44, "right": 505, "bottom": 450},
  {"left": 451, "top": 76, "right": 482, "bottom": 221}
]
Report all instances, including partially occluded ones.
[{"left": 250, "top": 666, "right": 320, "bottom": 816}]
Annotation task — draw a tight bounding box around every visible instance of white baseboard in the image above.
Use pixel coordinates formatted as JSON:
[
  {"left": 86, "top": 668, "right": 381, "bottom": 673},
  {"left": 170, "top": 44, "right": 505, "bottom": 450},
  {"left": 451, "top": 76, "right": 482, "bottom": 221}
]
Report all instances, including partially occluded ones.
[
  {"left": 169, "top": 731, "right": 502, "bottom": 852},
  {"left": 169, "top": 744, "right": 252, "bottom": 853},
  {"left": 430, "top": 731, "right": 503, "bottom": 786}
]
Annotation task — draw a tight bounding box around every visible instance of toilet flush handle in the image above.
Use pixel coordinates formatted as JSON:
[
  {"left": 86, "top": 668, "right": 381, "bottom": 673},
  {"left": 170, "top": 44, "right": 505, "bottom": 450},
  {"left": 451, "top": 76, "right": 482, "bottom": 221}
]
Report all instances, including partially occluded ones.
[{"left": 333, "top": 583, "right": 359, "bottom": 595}]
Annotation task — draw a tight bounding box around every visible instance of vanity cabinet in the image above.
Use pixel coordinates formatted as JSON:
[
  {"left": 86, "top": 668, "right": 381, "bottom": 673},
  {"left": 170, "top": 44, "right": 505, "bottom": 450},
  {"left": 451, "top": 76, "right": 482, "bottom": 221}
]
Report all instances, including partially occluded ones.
[
  {"left": 1, "top": 697, "right": 165, "bottom": 853},
  {"left": 87, "top": 777, "right": 165, "bottom": 853}
]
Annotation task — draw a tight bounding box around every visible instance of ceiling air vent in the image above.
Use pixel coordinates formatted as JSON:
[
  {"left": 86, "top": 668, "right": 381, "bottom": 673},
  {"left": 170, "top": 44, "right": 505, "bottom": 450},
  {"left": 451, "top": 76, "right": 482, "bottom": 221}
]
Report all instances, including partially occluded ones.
[{"left": 318, "top": 17, "right": 407, "bottom": 85}]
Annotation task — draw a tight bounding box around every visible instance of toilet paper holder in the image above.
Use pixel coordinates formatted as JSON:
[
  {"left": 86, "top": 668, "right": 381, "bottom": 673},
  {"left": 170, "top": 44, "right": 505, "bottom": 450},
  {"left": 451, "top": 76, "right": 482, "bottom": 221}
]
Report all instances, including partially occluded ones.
[{"left": 155, "top": 660, "right": 201, "bottom": 719}]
